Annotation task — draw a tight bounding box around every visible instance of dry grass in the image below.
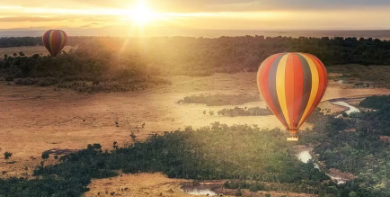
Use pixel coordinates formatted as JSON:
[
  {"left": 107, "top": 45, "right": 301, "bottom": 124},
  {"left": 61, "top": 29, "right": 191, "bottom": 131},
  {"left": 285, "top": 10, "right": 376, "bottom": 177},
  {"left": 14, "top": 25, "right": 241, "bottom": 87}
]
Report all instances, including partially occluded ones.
[
  {"left": 328, "top": 65, "right": 390, "bottom": 88},
  {"left": 84, "top": 173, "right": 192, "bottom": 197},
  {"left": 85, "top": 172, "right": 317, "bottom": 197}
]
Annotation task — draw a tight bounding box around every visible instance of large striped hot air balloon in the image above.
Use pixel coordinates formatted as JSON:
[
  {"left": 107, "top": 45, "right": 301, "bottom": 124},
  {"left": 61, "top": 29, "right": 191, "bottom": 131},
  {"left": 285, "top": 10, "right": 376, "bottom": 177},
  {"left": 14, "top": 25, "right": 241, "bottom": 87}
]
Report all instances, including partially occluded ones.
[
  {"left": 42, "top": 30, "right": 67, "bottom": 57},
  {"left": 257, "top": 53, "right": 328, "bottom": 141}
]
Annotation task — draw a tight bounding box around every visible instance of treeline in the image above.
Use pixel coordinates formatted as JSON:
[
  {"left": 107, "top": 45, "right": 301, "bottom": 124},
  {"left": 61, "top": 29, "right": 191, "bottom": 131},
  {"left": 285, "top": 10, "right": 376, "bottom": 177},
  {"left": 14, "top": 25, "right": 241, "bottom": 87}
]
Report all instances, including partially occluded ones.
[
  {"left": 0, "top": 37, "right": 42, "bottom": 48},
  {"left": 2, "top": 36, "right": 390, "bottom": 88},
  {"left": 300, "top": 95, "right": 390, "bottom": 197},
  {"left": 2, "top": 36, "right": 390, "bottom": 73},
  {"left": 0, "top": 41, "right": 170, "bottom": 92},
  {"left": 0, "top": 123, "right": 328, "bottom": 196},
  {"left": 218, "top": 107, "right": 273, "bottom": 117},
  {"left": 0, "top": 36, "right": 85, "bottom": 48},
  {"left": 359, "top": 95, "right": 390, "bottom": 109}
]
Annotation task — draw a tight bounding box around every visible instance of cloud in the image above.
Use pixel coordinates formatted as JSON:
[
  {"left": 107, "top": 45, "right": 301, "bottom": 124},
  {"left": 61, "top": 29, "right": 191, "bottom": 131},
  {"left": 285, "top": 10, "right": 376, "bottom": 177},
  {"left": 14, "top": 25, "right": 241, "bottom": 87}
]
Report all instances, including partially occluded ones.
[
  {"left": 2, "top": 0, "right": 390, "bottom": 12},
  {"left": 0, "top": 16, "right": 67, "bottom": 22}
]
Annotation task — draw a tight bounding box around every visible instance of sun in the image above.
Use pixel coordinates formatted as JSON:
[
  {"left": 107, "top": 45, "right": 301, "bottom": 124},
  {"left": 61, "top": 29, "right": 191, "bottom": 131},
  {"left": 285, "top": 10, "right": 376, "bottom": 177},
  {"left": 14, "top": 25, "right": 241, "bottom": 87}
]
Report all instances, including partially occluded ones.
[{"left": 127, "top": 1, "right": 157, "bottom": 26}]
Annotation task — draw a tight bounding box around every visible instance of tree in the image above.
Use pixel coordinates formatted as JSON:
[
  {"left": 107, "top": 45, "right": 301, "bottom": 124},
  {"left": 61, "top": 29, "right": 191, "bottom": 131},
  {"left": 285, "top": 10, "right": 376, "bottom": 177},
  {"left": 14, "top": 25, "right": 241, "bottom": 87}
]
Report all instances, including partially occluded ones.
[
  {"left": 130, "top": 132, "right": 137, "bottom": 145},
  {"left": 4, "top": 152, "right": 12, "bottom": 160},
  {"left": 349, "top": 191, "right": 357, "bottom": 197},
  {"left": 41, "top": 153, "right": 49, "bottom": 160}
]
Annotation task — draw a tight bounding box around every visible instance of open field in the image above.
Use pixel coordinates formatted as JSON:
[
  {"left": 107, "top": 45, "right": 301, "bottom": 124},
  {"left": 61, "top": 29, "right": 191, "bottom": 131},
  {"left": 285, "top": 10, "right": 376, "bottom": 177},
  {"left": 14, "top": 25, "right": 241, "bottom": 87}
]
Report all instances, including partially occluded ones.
[{"left": 0, "top": 71, "right": 390, "bottom": 196}]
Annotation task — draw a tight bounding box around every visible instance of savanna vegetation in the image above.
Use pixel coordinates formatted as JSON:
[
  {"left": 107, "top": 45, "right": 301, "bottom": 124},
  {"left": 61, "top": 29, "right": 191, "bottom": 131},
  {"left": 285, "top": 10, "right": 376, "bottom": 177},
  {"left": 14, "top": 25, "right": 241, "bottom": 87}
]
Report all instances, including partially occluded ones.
[
  {"left": 327, "top": 65, "right": 390, "bottom": 88},
  {"left": 2, "top": 36, "right": 390, "bottom": 91},
  {"left": 298, "top": 95, "right": 390, "bottom": 197},
  {"left": 0, "top": 123, "right": 328, "bottom": 197},
  {"left": 0, "top": 96, "right": 389, "bottom": 196},
  {"left": 178, "top": 94, "right": 259, "bottom": 106}
]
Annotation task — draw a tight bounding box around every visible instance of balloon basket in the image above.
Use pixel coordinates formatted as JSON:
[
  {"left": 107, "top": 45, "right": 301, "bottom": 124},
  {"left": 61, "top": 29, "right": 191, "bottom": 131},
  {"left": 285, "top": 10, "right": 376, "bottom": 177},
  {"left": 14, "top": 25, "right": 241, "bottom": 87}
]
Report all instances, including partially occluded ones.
[{"left": 287, "top": 137, "right": 299, "bottom": 141}]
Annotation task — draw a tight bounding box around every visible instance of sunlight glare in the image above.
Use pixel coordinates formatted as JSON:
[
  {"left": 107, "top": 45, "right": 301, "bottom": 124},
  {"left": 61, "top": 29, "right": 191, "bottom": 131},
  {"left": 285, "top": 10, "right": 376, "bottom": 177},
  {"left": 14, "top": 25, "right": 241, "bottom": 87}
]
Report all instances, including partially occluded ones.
[{"left": 127, "top": 1, "right": 156, "bottom": 26}]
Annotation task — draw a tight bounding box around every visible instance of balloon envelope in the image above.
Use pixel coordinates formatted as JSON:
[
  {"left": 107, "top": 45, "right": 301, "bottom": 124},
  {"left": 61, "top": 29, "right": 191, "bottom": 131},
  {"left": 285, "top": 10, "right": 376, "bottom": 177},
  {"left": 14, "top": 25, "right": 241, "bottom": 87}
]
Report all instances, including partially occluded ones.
[
  {"left": 42, "top": 30, "right": 67, "bottom": 57},
  {"left": 257, "top": 53, "right": 328, "bottom": 140}
]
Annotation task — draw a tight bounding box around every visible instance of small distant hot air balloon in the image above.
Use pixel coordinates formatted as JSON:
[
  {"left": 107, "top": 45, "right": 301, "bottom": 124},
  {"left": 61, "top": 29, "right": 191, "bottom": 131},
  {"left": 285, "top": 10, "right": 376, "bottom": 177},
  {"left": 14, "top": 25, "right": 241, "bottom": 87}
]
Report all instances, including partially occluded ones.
[
  {"left": 42, "top": 30, "right": 67, "bottom": 57},
  {"left": 257, "top": 53, "right": 328, "bottom": 141}
]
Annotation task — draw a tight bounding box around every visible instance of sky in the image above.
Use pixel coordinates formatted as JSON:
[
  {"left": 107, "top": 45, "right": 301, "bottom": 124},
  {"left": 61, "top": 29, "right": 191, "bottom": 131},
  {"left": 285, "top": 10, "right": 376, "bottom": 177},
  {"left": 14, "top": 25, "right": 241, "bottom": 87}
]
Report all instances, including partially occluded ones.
[{"left": 1, "top": 0, "right": 390, "bottom": 32}]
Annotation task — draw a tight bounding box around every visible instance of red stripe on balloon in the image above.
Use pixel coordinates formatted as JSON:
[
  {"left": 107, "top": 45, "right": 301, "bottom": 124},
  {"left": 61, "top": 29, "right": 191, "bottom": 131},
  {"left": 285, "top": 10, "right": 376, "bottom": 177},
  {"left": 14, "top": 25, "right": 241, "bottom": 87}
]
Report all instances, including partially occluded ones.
[{"left": 291, "top": 53, "right": 304, "bottom": 128}]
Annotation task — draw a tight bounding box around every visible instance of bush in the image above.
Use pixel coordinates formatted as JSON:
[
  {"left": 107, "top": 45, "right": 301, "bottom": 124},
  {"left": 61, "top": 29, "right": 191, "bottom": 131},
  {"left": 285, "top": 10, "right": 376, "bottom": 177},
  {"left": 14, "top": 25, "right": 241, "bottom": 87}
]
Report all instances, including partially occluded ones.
[
  {"left": 41, "top": 153, "right": 49, "bottom": 160},
  {"left": 4, "top": 152, "right": 12, "bottom": 160},
  {"left": 218, "top": 107, "right": 272, "bottom": 117},
  {"left": 179, "top": 94, "right": 259, "bottom": 106},
  {"left": 235, "top": 188, "right": 242, "bottom": 196},
  {"left": 249, "top": 185, "right": 259, "bottom": 192}
]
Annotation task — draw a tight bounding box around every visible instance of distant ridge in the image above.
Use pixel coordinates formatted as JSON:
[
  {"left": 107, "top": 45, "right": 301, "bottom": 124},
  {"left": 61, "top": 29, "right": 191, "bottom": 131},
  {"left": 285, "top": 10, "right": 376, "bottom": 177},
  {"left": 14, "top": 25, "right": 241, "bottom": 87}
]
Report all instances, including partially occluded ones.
[{"left": 1, "top": 28, "right": 390, "bottom": 39}]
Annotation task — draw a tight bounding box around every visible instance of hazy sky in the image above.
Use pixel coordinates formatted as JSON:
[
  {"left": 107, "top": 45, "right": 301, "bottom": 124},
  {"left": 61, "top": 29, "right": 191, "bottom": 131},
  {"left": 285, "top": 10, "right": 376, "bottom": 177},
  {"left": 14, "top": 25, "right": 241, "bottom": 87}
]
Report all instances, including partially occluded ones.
[{"left": 1, "top": 0, "right": 390, "bottom": 30}]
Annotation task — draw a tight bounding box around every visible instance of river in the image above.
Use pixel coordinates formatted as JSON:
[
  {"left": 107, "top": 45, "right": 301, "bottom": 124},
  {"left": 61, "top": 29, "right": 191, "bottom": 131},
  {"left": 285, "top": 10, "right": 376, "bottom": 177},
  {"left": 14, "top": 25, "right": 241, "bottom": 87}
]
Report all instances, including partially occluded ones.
[
  {"left": 297, "top": 150, "right": 320, "bottom": 169},
  {"left": 181, "top": 184, "right": 218, "bottom": 196},
  {"left": 332, "top": 101, "right": 360, "bottom": 115}
]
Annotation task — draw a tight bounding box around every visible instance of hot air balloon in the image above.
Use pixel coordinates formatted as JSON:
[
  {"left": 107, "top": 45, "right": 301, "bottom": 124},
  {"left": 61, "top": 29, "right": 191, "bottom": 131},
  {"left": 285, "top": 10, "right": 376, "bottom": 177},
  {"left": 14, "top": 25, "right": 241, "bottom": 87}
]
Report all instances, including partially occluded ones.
[
  {"left": 42, "top": 30, "right": 67, "bottom": 57},
  {"left": 257, "top": 53, "right": 328, "bottom": 141}
]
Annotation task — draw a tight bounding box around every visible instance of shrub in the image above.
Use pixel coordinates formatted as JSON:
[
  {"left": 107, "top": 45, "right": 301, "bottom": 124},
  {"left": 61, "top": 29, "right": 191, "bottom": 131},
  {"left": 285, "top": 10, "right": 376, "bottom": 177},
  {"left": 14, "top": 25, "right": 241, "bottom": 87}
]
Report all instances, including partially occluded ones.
[{"left": 4, "top": 152, "right": 12, "bottom": 160}]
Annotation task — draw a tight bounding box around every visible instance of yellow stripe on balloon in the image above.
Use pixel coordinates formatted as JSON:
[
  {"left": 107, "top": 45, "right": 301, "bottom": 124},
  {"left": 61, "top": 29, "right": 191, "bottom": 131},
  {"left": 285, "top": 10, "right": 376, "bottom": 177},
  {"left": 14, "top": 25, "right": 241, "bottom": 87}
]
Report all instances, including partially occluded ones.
[
  {"left": 276, "top": 54, "right": 290, "bottom": 126},
  {"left": 60, "top": 31, "right": 66, "bottom": 49},
  {"left": 49, "top": 31, "right": 54, "bottom": 55},
  {"left": 298, "top": 54, "right": 319, "bottom": 127}
]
